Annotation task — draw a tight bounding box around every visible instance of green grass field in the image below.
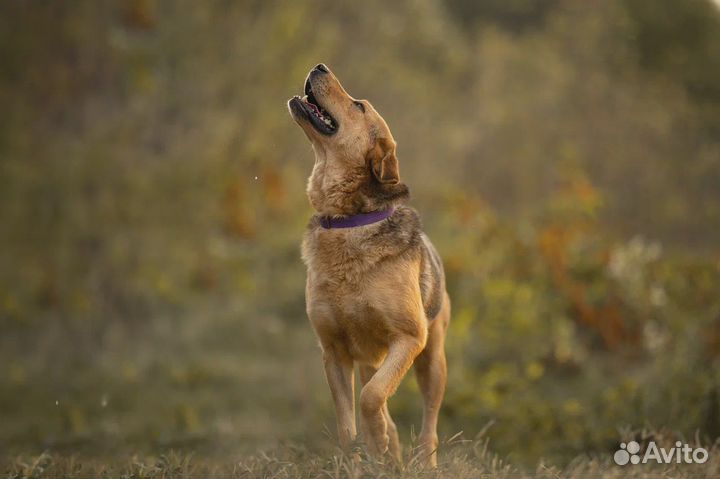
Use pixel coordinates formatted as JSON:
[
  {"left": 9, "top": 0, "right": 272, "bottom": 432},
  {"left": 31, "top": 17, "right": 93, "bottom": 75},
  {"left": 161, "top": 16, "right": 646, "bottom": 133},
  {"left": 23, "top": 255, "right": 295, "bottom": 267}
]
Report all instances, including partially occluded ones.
[{"left": 5, "top": 442, "right": 719, "bottom": 478}]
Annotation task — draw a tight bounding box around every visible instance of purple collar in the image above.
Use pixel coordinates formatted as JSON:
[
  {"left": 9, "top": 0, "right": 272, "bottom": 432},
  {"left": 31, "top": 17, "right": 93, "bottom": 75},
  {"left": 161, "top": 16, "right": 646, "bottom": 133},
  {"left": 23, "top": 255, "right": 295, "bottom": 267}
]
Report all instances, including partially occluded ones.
[{"left": 320, "top": 207, "right": 395, "bottom": 229}]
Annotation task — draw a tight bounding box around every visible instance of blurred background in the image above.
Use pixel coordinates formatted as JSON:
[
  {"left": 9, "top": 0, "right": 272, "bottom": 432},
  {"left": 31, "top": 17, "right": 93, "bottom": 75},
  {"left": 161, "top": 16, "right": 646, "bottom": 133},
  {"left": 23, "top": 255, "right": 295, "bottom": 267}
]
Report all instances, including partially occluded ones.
[{"left": 1, "top": 0, "right": 720, "bottom": 467}]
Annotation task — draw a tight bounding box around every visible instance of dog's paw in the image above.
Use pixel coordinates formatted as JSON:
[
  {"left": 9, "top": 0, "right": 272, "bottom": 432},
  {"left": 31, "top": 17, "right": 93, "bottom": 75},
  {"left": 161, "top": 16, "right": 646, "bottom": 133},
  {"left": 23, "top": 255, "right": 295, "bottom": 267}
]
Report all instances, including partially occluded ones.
[
  {"left": 417, "top": 433, "right": 439, "bottom": 468},
  {"left": 366, "top": 432, "right": 389, "bottom": 458}
]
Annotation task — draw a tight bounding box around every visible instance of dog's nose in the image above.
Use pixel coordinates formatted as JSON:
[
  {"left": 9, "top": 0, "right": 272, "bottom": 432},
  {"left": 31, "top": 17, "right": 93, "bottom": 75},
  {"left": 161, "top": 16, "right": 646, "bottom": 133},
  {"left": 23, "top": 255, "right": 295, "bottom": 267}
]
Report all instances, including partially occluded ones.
[{"left": 314, "top": 63, "right": 329, "bottom": 73}]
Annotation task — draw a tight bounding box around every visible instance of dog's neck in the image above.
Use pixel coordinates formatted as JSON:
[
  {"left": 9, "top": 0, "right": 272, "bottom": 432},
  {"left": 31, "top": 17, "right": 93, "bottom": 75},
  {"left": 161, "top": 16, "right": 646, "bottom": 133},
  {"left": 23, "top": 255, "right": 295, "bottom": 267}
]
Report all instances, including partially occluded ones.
[
  {"left": 306, "top": 149, "right": 409, "bottom": 217},
  {"left": 318, "top": 207, "right": 396, "bottom": 229}
]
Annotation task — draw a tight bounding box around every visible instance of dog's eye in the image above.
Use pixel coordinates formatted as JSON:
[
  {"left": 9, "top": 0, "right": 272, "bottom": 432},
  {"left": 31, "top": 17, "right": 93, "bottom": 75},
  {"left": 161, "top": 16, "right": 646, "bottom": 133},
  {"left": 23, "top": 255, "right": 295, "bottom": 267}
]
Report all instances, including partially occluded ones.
[{"left": 353, "top": 100, "right": 365, "bottom": 113}]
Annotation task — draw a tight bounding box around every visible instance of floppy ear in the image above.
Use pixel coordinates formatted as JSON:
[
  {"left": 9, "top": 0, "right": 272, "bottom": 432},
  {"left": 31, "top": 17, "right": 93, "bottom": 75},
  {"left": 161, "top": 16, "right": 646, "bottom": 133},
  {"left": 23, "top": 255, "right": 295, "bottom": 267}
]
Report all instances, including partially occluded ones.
[{"left": 371, "top": 150, "right": 400, "bottom": 184}]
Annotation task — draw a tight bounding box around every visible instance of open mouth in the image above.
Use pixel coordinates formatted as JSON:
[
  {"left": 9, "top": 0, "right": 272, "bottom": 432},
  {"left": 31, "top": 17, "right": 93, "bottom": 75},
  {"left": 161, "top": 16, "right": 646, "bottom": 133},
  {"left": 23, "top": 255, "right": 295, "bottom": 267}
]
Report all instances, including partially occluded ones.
[{"left": 290, "top": 78, "right": 337, "bottom": 135}]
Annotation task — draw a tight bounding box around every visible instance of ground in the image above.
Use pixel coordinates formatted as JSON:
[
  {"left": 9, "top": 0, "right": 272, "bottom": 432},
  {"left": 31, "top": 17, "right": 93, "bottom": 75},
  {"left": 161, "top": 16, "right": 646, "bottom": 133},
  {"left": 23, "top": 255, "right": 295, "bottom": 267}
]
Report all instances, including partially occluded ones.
[{"left": 4, "top": 442, "right": 720, "bottom": 479}]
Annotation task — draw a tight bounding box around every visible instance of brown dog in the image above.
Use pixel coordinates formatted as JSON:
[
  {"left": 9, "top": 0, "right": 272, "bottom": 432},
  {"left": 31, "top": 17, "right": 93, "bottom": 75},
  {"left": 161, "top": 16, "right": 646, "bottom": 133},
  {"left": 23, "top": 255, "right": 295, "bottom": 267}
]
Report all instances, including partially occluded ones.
[{"left": 287, "top": 64, "right": 450, "bottom": 467}]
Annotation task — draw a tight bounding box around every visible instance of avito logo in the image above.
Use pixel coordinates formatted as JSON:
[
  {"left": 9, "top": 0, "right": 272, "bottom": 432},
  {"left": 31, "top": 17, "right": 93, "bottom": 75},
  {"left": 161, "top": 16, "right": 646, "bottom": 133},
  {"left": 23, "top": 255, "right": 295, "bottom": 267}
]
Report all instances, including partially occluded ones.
[{"left": 614, "top": 440, "right": 708, "bottom": 465}]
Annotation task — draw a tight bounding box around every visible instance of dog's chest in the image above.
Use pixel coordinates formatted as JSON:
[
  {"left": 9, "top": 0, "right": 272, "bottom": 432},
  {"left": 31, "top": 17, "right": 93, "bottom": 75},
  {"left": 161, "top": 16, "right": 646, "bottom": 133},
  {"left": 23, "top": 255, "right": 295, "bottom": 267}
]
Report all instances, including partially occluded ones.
[
  {"left": 303, "top": 236, "right": 397, "bottom": 364},
  {"left": 311, "top": 288, "right": 391, "bottom": 365},
  {"left": 302, "top": 213, "right": 424, "bottom": 364},
  {"left": 302, "top": 230, "right": 385, "bottom": 285}
]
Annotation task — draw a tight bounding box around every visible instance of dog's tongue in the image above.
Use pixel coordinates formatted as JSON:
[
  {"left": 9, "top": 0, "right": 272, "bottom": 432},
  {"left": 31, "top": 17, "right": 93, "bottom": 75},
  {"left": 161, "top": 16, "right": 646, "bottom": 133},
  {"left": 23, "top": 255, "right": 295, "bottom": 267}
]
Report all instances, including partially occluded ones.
[{"left": 302, "top": 95, "right": 321, "bottom": 115}]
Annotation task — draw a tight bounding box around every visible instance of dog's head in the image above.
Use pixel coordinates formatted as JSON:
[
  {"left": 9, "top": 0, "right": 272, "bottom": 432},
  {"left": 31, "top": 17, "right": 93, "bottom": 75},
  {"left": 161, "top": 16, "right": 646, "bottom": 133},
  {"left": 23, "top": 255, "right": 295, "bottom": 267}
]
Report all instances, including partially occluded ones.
[{"left": 288, "top": 64, "right": 408, "bottom": 215}]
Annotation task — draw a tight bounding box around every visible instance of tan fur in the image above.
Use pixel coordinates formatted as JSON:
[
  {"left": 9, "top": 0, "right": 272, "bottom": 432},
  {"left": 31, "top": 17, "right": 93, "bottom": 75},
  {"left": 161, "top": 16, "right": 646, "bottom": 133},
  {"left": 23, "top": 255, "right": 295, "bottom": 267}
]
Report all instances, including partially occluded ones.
[{"left": 288, "top": 64, "right": 450, "bottom": 467}]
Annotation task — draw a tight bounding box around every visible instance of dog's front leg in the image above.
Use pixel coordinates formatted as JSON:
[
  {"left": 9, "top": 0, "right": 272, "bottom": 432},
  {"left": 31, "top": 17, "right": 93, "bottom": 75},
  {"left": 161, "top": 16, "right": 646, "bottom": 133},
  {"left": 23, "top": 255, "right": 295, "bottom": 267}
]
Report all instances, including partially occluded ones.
[
  {"left": 360, "top": 335, "right": 424, "bottom": 457},
  {"left": 322, "top": 346, "right": 356, "bottom": 452},
  {"left": 360, "top": 365, "right": 402, "bottom": 463}
]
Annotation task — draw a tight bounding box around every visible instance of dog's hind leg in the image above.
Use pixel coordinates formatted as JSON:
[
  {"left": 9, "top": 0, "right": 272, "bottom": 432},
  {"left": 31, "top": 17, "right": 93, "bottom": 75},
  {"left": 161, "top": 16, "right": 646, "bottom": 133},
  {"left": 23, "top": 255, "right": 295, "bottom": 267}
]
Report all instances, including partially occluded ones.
[
  {"left": 413, "top": 294, "right": 450, "bottom": 467},
  {"left": 359, "top": 365, "right": 402, "bottom": 463}
]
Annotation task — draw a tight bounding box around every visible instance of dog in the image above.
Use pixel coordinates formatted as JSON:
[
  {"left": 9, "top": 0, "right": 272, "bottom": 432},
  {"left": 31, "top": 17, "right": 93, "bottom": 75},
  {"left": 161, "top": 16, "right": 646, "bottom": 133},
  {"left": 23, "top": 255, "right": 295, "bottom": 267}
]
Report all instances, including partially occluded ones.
[{"left": 287, "top": 64, "right": 450, "bottom": 467}]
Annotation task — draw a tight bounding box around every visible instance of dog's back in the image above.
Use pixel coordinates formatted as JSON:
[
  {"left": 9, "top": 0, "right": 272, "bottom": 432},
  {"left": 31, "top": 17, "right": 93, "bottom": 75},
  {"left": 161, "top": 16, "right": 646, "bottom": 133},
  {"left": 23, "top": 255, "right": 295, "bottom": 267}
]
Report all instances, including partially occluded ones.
[{"left": 419, "top": 233, "right": 445, "bottom": 321}]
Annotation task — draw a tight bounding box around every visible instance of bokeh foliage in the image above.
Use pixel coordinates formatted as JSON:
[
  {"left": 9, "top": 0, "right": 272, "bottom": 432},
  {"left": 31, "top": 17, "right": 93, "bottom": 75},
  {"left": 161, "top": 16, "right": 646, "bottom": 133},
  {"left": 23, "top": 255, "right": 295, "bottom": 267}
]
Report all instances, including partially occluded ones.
[{"left": 1, "top": 0, "right": 719, "bottom": 467}]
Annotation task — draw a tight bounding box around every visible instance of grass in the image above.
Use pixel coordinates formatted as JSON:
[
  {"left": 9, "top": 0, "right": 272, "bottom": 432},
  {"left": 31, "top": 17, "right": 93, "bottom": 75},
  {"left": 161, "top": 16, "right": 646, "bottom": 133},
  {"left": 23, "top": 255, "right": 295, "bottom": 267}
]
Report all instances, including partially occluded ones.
[{"left": 3, "top": 437, "right": 719, "bottom": 479}]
